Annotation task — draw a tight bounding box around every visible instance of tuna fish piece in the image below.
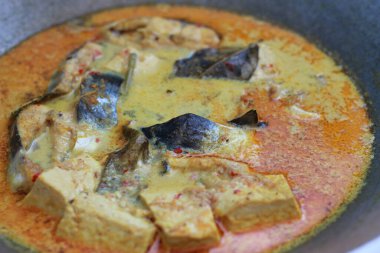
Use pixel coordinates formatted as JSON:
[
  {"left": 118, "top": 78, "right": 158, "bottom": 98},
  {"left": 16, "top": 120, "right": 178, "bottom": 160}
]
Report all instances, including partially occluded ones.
[
  {"left": 105, "top": 17, "right": 220, "bottom": 49},
  {"left": 141, "top": 113, "right": 219, "bottom": 152},
  {"left": 97, "top": 127, "right": 149, "bottom": 193},
  {"left": 77, "top": 72, "right": 123, "bottom": 128},
  {"left": 174, "top": 44, "right": 259, "bottom": 81}
]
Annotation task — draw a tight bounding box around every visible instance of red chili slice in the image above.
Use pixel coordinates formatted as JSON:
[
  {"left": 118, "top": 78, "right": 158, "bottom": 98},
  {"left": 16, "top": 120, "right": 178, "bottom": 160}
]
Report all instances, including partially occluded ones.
[
  {"left": 32, "top": 172, "right": 42, "bottom": 182},
  {"left": 173, "top": 147, "right": 183, "bottom": 154},
  {"left": 174, "top": 193, "right": 182, "bottom": 200},
  {"left": 229, "top": 170, "right": 239, "bottom": 177}
]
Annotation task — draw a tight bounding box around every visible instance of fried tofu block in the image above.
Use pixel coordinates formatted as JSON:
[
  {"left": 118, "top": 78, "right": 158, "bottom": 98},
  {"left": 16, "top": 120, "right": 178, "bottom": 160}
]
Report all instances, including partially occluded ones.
[
  {"left": 168, "top": 156, "right": 301, "bottom": 232},
  {"left": 22, "top": 154, "right": 102, "bottom": 217},
  {"left": 140, "top": 183, "right": 220, "bottom": 250},
  {"left": 167, "top": 156, "right": 249, "bottom": 174},
  {"left": 212, "top": 174, "right": 301, "bottom": 232},
  {"left": 57, "top": 194, "right": 156, "bottom": 253}
]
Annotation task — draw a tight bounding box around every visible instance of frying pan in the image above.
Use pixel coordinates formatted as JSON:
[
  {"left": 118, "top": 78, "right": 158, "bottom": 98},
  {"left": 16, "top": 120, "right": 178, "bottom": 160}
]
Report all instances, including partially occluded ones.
[{"left": 0, "top": 0, "right": 379, "bottom": 252}]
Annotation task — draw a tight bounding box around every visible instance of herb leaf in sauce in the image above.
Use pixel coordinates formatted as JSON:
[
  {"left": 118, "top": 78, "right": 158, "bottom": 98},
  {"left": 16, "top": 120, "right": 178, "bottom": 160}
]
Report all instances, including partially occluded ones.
[{"left": 121, "top": 53, "right": 137, "bottom": 95}]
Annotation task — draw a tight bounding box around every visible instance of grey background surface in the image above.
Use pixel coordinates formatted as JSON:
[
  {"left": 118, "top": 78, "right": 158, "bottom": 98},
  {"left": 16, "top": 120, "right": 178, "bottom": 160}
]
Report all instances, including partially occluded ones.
[{"left": 1, "top": 1, "right": 380, "bottom": 252}]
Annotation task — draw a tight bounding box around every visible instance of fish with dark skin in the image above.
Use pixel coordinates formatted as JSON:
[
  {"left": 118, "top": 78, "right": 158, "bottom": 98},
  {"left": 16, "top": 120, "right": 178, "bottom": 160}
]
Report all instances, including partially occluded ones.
[
  {"left": 97, "top": 127, "right": 149, "bottom": 193},
  {"left": 7, "top": 56, "right": 85, "bottom": 193},
  {"left": 46, "top": 42, "right": 105, "bottom": 96},
  {"left": 141, "top": 113, "right": 219, "bottom": 152},
  {"left": 77, "top": 72, "right": 123, "bottom": 128},
  {"left": 9, "top": 41, "right": 104, "bottom": 158},
  {"left": 174, "top": 43, "right": 259, "bottom": 80},
  {"left": 8, "top": 94, "right": 61, "bottom": 159},
  {"left": 8, "top": 102, "right": 78, "bottom": 193},
  {"left": 8, "top": 102, "right": 52, "bottom": 193}
]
